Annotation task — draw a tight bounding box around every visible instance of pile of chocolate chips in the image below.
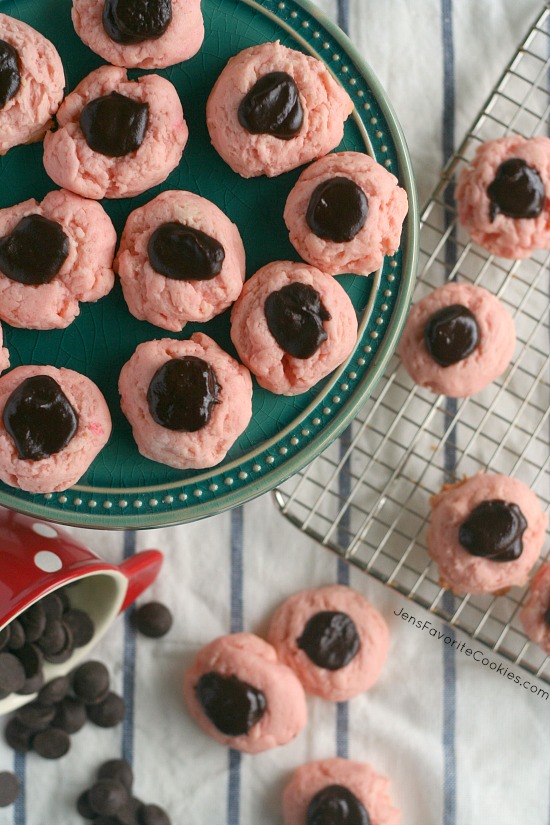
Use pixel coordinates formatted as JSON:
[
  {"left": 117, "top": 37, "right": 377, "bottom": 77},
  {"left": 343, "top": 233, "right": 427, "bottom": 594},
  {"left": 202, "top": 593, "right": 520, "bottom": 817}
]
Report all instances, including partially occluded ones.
[
  {"left": 5, "top": 660, "right": 125, "bottom": 759},
  {"left": 0, "top": 586, "right": 95, "bottom": 699},
  {"left": 77, "top": 758, "right": 171, "bottom": 825}
]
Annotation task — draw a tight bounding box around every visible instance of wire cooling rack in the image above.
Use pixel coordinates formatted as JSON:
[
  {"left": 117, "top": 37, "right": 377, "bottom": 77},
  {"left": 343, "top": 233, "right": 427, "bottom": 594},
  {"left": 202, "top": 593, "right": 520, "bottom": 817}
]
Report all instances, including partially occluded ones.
[{"left": 274, "top": 6, "right": 550, "bottom": 683}]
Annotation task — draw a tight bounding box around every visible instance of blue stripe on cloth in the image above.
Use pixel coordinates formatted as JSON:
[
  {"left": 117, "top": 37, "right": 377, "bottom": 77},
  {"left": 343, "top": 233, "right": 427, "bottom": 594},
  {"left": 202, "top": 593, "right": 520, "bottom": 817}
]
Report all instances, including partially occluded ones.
[
  {"left": 13, "top": 751, "right": 25, "bottom": 825},
  {"left": 440, "top": 1, "right": 457, "bottom": 823},
  {"left": 122, "top": 530, "right": 137, "bottom": 766},
  {"left": 227, "top": 506, "right": 244, "bottom": 825}
]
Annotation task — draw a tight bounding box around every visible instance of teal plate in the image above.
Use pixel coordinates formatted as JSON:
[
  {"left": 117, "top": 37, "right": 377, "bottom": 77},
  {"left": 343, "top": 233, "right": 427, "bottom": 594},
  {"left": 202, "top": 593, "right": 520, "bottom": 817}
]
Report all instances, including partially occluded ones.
[{"left": 0, "top": 0, "right": 418, "bottom": 528}]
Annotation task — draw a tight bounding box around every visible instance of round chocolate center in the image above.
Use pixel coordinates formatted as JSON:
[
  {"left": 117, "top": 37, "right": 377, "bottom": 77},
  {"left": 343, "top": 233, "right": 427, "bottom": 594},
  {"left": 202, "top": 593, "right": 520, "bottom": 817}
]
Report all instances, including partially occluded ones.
[
  {"left": 458, "top": 499, "right": 527, "bottom": 562},
  {"left": 79, "top": 92, "right": 149, "bottom": 157},
  {"left": 264, "top": 282, "right": 331, "bottom": 359},
  {"left": 297, "top": 611, "right": 360, "bottom": 670},
  {"left": 487, "top": 157, "right": 545, "bottom": 221},
  {"left": 3, "top": 375, "right": 79, "bottom": 461},
  {"left": 306, "top": 177, "right": 368, "bottom": 243},
  {"left": 424, "top": 303, "right": 480, "bottom": 367},
  {"left": 0, "top": 214, "right": 69, "bottom": 286},
  {"left": 102, "top": 0, "right": 172, "bottom": 44},
  {"left": 148, "top": 222, "right": 225, "bottom": 281},
  {"left": 146, "top": 356, "right": 221, "bottom": 432},
  {"left": 195, "top": 672, "right": 267, "bottom": 736},
  {"left": 0, "top": 39, "right": 20, "bottom": 109},
  {"left": 306, "top": 785, "right": 371, "bottom": 825},
  {"left": 238, "top": 71, "right": 303, "bottom": 140}
]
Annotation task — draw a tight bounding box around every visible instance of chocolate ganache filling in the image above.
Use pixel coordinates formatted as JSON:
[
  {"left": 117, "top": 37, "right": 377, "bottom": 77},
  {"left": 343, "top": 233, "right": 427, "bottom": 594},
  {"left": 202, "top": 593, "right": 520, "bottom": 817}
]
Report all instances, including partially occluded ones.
[
  {"left": 487, "top": 157, "right": 545, "bottom": 221},
  {"left": 103, "top": 0, "right": 173, "bottom": 44},
  {"left": 458, "top": 499, "right": 527, "bottom": 562},
  {"left": 306, "top": 785, "right": 371, "bottom": 825},
  {"left": 3, "top": 376, "right": 79, "bottom": 460},
  {"left": 0, "top": 215, "right": 69, "bottom": 285},
  {"left": 306, "top": 177, "right": 368, "bottom": 243},
  {"left": 80, "top": 92, "right": 149, "bottom": 157},
  {"left": 424, "top": 304, "right": 480, "bottom": 367},
  {"left": 195, "top": 672, "right": 267, "bottom": 736},
  {"left": 147, "top": 356, "right": 221, "bottom": 432},
  {"left": 264, "top": 282, "right": 331, "bottom": 359},
  {"left": 238, "top": 71, "right": 303, "bottom": 140},
  {"left": 0, "top": 39, "right": 20, "bottom": 109},
  {"left": 148, "top": 222, "right": 225, "bottom": 281},
  {"left": 297, "top": 611, "right": 360, "bottom": 670}
]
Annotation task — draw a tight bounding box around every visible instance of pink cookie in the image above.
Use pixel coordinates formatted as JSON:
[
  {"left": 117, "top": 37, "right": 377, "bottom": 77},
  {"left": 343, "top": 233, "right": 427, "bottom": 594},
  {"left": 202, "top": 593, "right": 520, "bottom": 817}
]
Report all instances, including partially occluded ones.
[
  {"left": 0, "top": 189, "right": 116, "bottom": 330},
  {"left": 0, "top": 365, "right": 111, "bottom": 493},
  {"left": 72, "top": 0, "right": 204, "bottom": 69},
  {"left": 119, "top": 334, "right": 253, "bottom": 470},
  {"left": 283, "top": 758, "right": 400, "bottom": 825},
  {"left": 183, "top": 632, "right": 307, "bottom": 754},
  {"left": 0, "top": 14, "right": 65, "bottom": 154},
  {"left": 0, "top": 325, "right": 8, "bottom": 373},
  {"left": 206, "top": 41, "right": 353, "bottom": 178},
  {"left": 427, "top": 473, "right": 548, "bottom": 596},
  {"left": 43, "top": 65, "right": 187, "bottom": 199},
  {"left": 116, "top": 190, "right": 246, "bottom": 332},
  {"left": 284, "top": 151, "right": 408, "bottom": 276},
  {"left": 397, "top": 282, "right": 516, "bottom": 398},
  {"left": 456, "top": 136, "right": 550, "bottom": 258},
  {"left": 520, "top": 565, "right": 550, "bottom": 656},
  {"left": 267, "top": 585, "right": 389, "bottom": 701},
  {"left": 230, "top": 261, "right": 358, "bottom": 396}
]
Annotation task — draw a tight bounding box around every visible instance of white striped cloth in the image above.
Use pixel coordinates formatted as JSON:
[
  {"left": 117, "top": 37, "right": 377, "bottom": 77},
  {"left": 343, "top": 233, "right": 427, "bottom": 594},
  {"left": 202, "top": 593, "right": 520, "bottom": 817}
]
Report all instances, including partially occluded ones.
[{"left": 1, "top": 2, "right": 548, "bottom": 824}]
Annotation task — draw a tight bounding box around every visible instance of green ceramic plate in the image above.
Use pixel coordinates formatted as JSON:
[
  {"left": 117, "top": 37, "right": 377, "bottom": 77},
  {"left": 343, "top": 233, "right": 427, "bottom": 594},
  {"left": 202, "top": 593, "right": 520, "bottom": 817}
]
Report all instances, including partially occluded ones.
[{"left": 0, "top": 0, "right": 418, "bottom": 528}]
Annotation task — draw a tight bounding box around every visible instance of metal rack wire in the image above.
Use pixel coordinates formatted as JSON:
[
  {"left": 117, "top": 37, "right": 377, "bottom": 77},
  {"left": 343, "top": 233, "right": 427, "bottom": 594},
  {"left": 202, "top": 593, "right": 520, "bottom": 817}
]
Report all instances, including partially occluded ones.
[{"left": 274, "top": 6, "right": 550, "bottom": 682}]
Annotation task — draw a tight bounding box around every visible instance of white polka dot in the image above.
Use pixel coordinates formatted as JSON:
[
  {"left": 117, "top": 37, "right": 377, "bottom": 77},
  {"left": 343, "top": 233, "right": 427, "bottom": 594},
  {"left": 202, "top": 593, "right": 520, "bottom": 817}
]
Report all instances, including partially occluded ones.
[
  {"left": 32, "top": 523, "right": 58, "bottom": 539},
  {"left": 33, "top": 551, "right": 62, "bottom": 572}
]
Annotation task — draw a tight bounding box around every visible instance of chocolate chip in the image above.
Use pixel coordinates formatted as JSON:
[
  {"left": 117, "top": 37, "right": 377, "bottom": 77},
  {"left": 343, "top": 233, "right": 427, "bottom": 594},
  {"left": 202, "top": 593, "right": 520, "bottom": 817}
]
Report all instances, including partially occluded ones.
[
  {"left": 77, "top": 789, "right": 96, "bottom": 820},
  {"left": 93, "top": 818, "right": 121, "bottom": 825},
  {"left": 133, "top": 602, "right": 173, "bottom": 638},
  {"left": 16, "top": 670, "right": 45, "bottom": 696},
  {"left": 0, "top": 40, "right": 20, "bottom": 109},
  {"left": 424, "top": 304, "right": 480, "bottom": 367},
  {"left": 138, "top": 803, "right": 171, "bottom": 825},
  {"left": 38, "top": 675, "right": 71, "bottom": 705},
  {"left": 195, "top": 672, "right": 266, "bottom": 736},
  {"left": 4, "top": 717, "right": 33, "bottom": 752},
  {"left": 238, "top": 72, "right": 303, "bottom": 140},
  {"left": 0, "top": 214, "right": 69, "bottom": 286},
  {"left": 41, "top": 593, "right": 64, "bottom": 623},
  {"left": 3, "top": 375, "right": 79, "bottom": 461},
  {"left": 89, "top": 779, "right": 129, "bottom": 816},
  {"left": 147, "top": 357, "right": 221, "bottom": 432},
  {"left": 57, "top": 588, "right": 71, "bottom": 612},
  {"left": 80, "top": 92, "right": 149, "bottom": 157},
  {"left": 18, "top": 602, "right": 46, "bottom": 643},
  {"left": 62, "top": 609, "right": 95, "bottom": 648},
  {"left": 306, "top": 177, "right": 369, "bottom": 243},
  {"left": 15, "top": 643, "right": 43, "bottom": 680},
  {"left": 148, "top": 222, "right": 225, "bottom": 282},
  {"left": 43, "top": 623, "right": 74, "bottom": 664},
  {"left": 15, "top": 700, "right": 56, "bottom": 731},
  {"left": 306, "top": 784, "right": 371, "bottom": 825},
  {"left": 36, "top": 620, "right": 66, "bottom": 655},
  {"left": 458, "top": 499, "right": 527, "bottom": 562},
  {"left": 52, "top": 696, "right": 87, "bottom": 734},
  {"left": 0, "top": 771, "right": 20, "bottom": 808},
  {"left": 103, "top": 0, "right": 172, "bottom": 44},
  {"left": 487, "top": 157, "right": 545, "bottom": 221},
  {"left": 73, "top": 661, "right": 110, "bottom": 704},
  {"left": 117, "top": 797, "right": 143, "bottom": 825},
  {"left": 98, "top": 758, "right": 134, "bottom": 791},
  {"left": 0, "top": 626, "right": 10, "bottom": 652},
  {"left": 264, "top": 282, "right": 330, "bottom": 359},
  {"left": 87, "top": 692, "right": 126, "bottom": 727},
  {"left": 6, "top": 620, "right": 25, "bottom": 651},
  {"left": 0, "top": 653, "right": 26, "bottom": 693},
  {"left": 32, "top": 727, "right": 71, "bottom": 759},
  {"left": 297, "top": 610, "right": 361, "bottom": 670}
]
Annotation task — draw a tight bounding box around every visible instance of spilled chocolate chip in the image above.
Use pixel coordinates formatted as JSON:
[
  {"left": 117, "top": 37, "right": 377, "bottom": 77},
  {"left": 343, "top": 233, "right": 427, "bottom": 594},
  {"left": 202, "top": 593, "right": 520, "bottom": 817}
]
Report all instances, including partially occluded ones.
[
  {"left": 424, "top": 303, "right": 480, "bottom": 367},
  {"left": 306, "top": 784, "right": 371, "bottom": 825},
  {"left": 86, "top": 692, "right": 126, "bottom": 728},
  {"left": 297, "top": 610, "right": 360, "bottom": 670},
  {"left": 139, "top": 804, "right": 171, "bottom": 825},
  {"left": 32, "top": 726, "right": 71, "bottom": 759},
  {"left": 264, "top": 282, "right": 330, "bottom": 359},
  {"left": 89, "top": 778, "right": 129, "bottom": 817},
  {"left": 306, "top": 177, "right": 369, "bottom": 243},
  {"left": 15, "top": 700, "right": 56, "bottom": 732},
  {"left": 148, "top": 222, "right": 225, "bottom": 281},
  {"left": 4, "top": 718, "right": 33, "bottom": 753},
  {"left": 80, "top": 92, "right": 149, "bottom": 157},
  {"left": 458, "top": 499, "right": 527, "bottom": 562},
  {"left": 0, "top": 771, "right": 20, "bottom": 808},
  {"left": 98, "top": 759, "right": 134, "bottom": 791},
  {"left": 0, "top": 214, "right": 69, "bottom": 286},
  {"left": 52, "top": 696, "right": 87, "bottom": 734},
  {"left": 133, "top": 602, "right": 173, "bottom": 638},
  {"left": 238, "top": 71, "right": 303, "bottom": 139},
  {"left": 147, "top": 356, "right": 221, "bottom": 432},
  {"left": 195, "top": 671, "right": 267, "bottom": 736},
  {"left": 103, "top": 0, "right": 172, "bottom": 44},
  {"left": 72, "top": 661, "right": 110, "bottom": 705},
  {"left": 487, "top": 157, "right": 545, "bottom": 221},
  {"left": 0, "top": 40, "right": 20, "bottom": 109},
  {"left": 37, "top": 675, "right": 71, "bottom": 705},
  {"left": 3, "top": 375, "right": 79, "bottom": 461}
]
